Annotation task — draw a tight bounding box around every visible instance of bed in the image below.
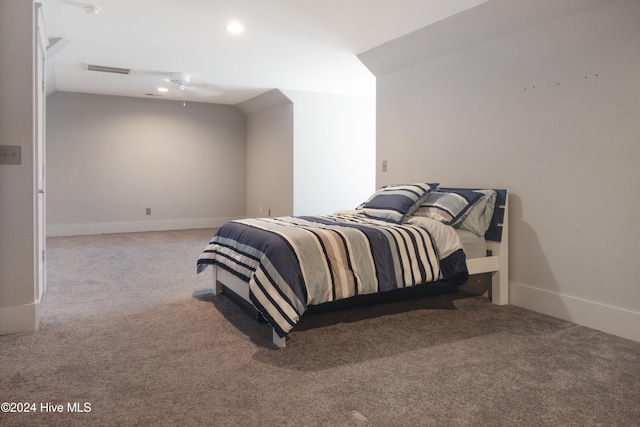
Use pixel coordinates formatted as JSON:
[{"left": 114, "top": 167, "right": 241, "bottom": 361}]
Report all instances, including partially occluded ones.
[{"left": 197, "top": 185, "right": 508, "bottom": 348}]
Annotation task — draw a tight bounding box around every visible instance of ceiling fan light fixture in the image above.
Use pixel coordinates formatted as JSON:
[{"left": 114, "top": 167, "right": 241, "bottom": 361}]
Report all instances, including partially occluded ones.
[{"left": 169, "top": 72, "right": 191, "bottom": 89}]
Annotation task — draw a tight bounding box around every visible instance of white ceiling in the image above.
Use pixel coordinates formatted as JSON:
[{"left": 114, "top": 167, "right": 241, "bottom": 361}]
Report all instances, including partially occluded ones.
[{"left": 40, "top": 0, "right": 489, "bottom": 105}]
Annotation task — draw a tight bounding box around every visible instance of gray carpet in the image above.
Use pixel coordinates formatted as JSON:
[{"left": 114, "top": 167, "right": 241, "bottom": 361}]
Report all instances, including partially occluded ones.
[{"left": 1, "top": 229, "right": 639, "bottom": 426}]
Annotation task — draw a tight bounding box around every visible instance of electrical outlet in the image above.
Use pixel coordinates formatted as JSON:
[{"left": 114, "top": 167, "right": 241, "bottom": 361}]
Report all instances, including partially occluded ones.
[
  {"left": 382, "top": 160, "right": 388, "bottom": 172},
  {"left": 0, "top": 145, "right": 21, "bottom": 165},
  {"left": 146, "top": 208, "right": 151, "bottom": 215}
]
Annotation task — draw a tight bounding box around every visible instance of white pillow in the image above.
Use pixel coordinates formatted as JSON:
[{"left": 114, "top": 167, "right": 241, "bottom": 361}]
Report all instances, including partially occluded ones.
[{"left": 456, "top": 190, "right": 497, "bottom": 236}]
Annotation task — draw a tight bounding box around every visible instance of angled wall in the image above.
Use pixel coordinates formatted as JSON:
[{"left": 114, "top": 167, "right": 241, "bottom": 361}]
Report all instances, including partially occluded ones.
[
  {"left": 238, "top": 90, "right": 294, "bottom": 218},
  {"left": 281, "top": 90, "right": 376, "bottom": 215},
  {"left": 360, "top": 0, "right": 640, "bottom": 341},
  {"left": 240, "top": 89, "right": 376, "bottom": 218}
]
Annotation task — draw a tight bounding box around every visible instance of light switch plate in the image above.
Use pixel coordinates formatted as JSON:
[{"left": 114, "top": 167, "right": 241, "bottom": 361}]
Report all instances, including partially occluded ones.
[{"left": 0, "top": 145, "right": 21, "bottom": 165}]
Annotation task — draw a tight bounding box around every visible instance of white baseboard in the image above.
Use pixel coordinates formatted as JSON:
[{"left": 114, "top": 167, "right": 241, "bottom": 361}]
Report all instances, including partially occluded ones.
[
  {"left": 47, "top": 217, "right": 238, "bottom": 237},
  {"left": 0, "top": 301, "right": 39, "bottom": 335},
  {"left": 510, "top": 281, "right": 640, "bottom": 343}
]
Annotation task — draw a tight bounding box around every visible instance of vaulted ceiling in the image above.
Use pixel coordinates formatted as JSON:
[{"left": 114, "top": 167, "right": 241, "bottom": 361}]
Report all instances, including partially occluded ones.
[{"left": 40, "top": 0, "right": 488, "bottom": 105}]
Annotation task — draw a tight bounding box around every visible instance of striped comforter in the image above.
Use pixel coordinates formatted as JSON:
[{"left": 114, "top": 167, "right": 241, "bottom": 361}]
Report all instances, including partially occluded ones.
[{"left": 197, "top": 214, "right": 468, "bottom": 338}]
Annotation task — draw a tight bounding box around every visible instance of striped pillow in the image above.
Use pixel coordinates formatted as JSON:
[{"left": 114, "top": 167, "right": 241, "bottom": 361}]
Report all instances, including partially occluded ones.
[
  {"left": 413, "top": 189, "right": 483, "bottom": 225},
  {"left": 361, "top": 183, "right": 438, "bottom": 223}
]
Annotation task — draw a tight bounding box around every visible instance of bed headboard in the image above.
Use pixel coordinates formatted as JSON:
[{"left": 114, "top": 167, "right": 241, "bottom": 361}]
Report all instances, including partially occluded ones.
[
  {"left": 485, "top": 189, "right": 507, "bottom": 243},
  {"left": 438, "top": 188, "right": 508, "bottom": 243}
]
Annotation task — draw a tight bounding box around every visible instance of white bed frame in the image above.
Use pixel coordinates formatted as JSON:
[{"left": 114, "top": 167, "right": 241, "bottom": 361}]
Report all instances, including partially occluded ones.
[
  {"left": 212, "top": 189, "right": 509, "bottom": 348},
  {"left": 464, "top": 190, "right": 509, "bottom": 305}
]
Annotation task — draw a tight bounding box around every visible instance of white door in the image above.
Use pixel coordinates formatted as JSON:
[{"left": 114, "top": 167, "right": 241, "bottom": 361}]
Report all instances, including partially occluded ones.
[{"left": 35, "top": 5, "right": 47, "bottom": 299}]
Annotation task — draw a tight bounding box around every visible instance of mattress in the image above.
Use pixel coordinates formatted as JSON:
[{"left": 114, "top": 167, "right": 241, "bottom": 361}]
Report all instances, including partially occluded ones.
[{"left": 456, "top": 229, "right": 487, "bottom": 259}]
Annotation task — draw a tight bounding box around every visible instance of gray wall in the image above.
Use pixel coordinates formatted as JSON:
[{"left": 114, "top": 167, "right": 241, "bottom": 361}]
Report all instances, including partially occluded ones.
[
  {"left": 370, "top": 0, "right": 640, "bottom": 340},
  {"left": 239, "top": 90, "right": 294, "bottom": 218},
  {"left": 0, "top": 0, "right": 38, "bottom": 333},
  {"left": 46, "top": 92, "right": 247, "bottom": 235}
]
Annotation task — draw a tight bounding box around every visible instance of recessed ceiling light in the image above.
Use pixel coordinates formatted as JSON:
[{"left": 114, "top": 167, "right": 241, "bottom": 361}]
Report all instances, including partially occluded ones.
[
  {"left": 157, "top": 87, "right": 168, "bottom": 93},
  {"left": 226, "top": 21, "right": 244, "bottom": 34}
]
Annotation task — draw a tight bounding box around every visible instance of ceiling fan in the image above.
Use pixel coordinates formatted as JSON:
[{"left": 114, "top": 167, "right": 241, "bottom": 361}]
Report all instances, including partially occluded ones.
[
  {"left": 165, "top": 72, "right": 224, "bottom": 98},
  {"left": 168, "top": 72, "right": 191, "bottom": 90}
]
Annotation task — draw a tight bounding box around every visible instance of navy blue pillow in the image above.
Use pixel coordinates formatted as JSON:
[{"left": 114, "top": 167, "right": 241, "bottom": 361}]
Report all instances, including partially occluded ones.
[{"left": 361, "top": 183, "right": 438, "bottom": 223}]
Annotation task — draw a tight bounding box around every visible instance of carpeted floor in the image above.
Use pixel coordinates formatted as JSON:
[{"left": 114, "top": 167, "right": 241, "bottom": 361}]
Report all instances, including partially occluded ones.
[{"left": 1, "top": 229, "right": 639, "bottom": 426}]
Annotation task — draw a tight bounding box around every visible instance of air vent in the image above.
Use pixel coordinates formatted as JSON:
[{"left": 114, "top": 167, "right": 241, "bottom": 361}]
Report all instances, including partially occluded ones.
[{"left": 85, "top": 64, "right": 131, "bottom": 75}]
